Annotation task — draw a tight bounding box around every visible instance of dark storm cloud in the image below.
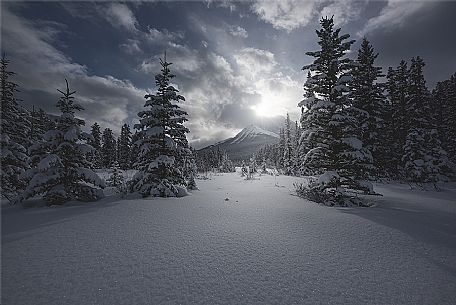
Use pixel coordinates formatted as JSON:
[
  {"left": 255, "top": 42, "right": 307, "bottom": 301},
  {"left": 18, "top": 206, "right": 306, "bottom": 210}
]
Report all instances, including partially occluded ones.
[
  {"left": 358, "top": 1, "right": 456, "bottom": 87},
  {"left": 1, "top": 1, "right": 455, "bottom": 149}
]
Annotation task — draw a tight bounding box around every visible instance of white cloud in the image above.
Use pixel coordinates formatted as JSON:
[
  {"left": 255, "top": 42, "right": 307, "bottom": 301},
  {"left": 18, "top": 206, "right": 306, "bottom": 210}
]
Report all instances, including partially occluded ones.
[
  {"left": 105, "top": 3, "right": 138, "bottom": 32},
  {"left": 250, "top": 0, "right": 368, "bottom": 31},
  {"left": 139, "top": 43, "right": 203, "bottom": 74},
  {"left": 250, "top": 0, "right": 319, "bottom": 31},
  {"left": 229, "top": 25, "right": 248, "bottom": 38},
  {"left": 234, "top": 47, "right": 276, "bottom": 76},
  {"left": 320, "top": 1, "right": 366, "bottom": 26},
  {"left": 119, "top": 39, "right": 142, "bottom": 54},
  {"left": 359, "top": 0, "right": 430, "bottom": 36}
]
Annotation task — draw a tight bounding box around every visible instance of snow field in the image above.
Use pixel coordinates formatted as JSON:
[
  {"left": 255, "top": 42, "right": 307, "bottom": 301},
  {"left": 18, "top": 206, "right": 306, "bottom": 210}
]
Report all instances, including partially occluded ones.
[{"left": 2, "top": 172, "right": 456, "bottom": 305}]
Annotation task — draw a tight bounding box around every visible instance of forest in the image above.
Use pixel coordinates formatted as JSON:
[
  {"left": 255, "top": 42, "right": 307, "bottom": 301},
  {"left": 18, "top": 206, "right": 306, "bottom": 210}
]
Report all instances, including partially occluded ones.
[{"left": 1, "top": 16, "right": 455, "bottom": 207}]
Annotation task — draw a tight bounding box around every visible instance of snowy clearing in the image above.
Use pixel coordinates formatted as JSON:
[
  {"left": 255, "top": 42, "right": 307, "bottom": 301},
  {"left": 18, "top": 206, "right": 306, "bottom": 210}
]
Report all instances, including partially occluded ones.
[{"left": 2, "top": 173, "right": 456, "bottom": 305}]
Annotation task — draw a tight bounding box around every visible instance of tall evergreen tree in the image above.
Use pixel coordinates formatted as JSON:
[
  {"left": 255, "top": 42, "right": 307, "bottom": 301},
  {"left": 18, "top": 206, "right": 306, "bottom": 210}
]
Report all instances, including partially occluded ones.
[
  {"left": 278, "top": 127, "right": 285, "bottom": 169},
  {"left": 17, "top": 79, "right": 104, "bottom": 204},
  {"left": 292, "top": 120, "right": 301, "bottom": 174},
  {"left": 131, "top": 54, "right": 191, "bottom": 197},
  {"left": 88, "top": 122, "right": 102, "bottom": 169},
  {"left": 351, "top": 38, "right": 385, "bottom": 177},
  {"left": 101, "top": 128, "right": 116, "bottom": 168},
  {"left": 386, "top": 60, "right": 410, "bottom": 177},
  {"left": 117, "top": 123, "right": 132, "bottom": 170},
  {"left": 283, "top": 113, "right": 293, "bottom": 175},
  {"left": 403, "top": 57, "right": 450, "bottom": 183},
  {"left": 0, "top": 54, "right": 29, "bottom": 201},
  {"left": 297, "top": 17, "right": 374, "bottom": 205},
  {"left": 432, "top": 73, "right": 456, "bottom": 170}
]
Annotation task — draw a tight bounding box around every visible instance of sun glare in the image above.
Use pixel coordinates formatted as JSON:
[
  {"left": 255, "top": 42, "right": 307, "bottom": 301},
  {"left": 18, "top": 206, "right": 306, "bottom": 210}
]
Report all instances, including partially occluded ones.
[{"left": 252, "top": 93, "right": 283, "bottom": 117}]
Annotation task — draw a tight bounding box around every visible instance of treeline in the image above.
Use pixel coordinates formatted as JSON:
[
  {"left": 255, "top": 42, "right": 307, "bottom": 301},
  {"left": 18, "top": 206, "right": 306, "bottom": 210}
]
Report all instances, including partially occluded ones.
[
  {"left": 195, "top": 147, "right": 235, "bottom": 173},
  {"left": 1, "top": 54, "right": 197, "bottom": 204},
  {"left": 256, "top": 17, "right": 455, "bottom": 205}
]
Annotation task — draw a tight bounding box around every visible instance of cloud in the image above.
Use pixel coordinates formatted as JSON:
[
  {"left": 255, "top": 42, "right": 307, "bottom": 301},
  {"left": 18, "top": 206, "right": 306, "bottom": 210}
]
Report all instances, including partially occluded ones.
[
  {"left": 250, "top": 0, "right": 318, "bottom": 31},
  {"left": 234, "top": 47, "right": 276, "bottom": 76},
  {"left": 250, "top": 0, "right": 367, "bottom": 31},
  {"left": 228, "top": 25, "right": 248, "bottom": 38},
  {"left": 1, "top": 5, "right": 145, "bottom": 133},
  {"left": 105, "top": 3, "right": 138, "bottom": 32},
  {"left": 359, "top": 0, "right": 430, "bottom": 36},
  {"left": 139, "top": 43, "right": 203, "bottom": 74}
]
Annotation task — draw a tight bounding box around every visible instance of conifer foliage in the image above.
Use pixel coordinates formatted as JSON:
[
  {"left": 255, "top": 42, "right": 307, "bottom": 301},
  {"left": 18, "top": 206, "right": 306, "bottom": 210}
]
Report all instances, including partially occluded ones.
[
  {"left": 131, "top": 54, "right": 192, "bottom": 197},
  {"left": 297, "top": 17, "right": 374, "bottom": 205},
  {"left": 118, "top": 123, "right": 132, "bottom": 170},
  {"left": 351, "top": 38, "right": 385, "bottom": 177},
  {"left": 17, "top": 79, "right": 105, "bottom": 204},
  {"left": 88, "top": 122, "right": 102, "bottom": 169},
  {"left": 101, "top": 128, "right": 116, "bottom": 168},
  {"left": 0, "top": 54, "right": 29, "bottom": 201}
]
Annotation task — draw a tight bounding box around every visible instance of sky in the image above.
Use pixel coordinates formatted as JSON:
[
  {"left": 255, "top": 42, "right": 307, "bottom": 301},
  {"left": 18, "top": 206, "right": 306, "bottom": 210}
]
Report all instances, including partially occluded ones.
[{"left": 2, "top": 0, "right": 456, "bottom": 149}]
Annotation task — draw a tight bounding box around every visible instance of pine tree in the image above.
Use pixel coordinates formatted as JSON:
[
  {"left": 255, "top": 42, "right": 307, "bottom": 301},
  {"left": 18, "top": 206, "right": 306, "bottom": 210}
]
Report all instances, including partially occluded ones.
[
  {"left": 131, "top": 54, "right": 191, "bottom": 197},
  {"left": 385, "top": 60, "right": 410, "bottom": 177},
  {"left": 297, "top": 17, "right": 374, "bottom": 205},
  {"left": 17, "top": 79, "right": 105, "bottom": 204},
  {"left": 88, "top": 122, "right": 102, "bottom": 169},
  {"left": 292, "top": 120, "right": 301, "bottom": 174},
  {"left": 118, "top": 123, "right": 132, "bottom": 170},
  {"left": 432, "top": 73, "right": 456, "bottom": 170},
  {"left": 101, "top": 128, "right": 116, "bottom": 168},
  {"left": 29, "top": 107, "right": 52, "bottom": 143},
  {"left": 278, "top": 127, "right": 285, "bottom": 169},
  {"left": 283, "top": 113, "right": 293, "bottom": 175},
  {"left": 130, "top": 131, "right": 142, "bottom": 169},
  {"left": 351, "top": 38, "right": 385, "bottom": 177},
  {"left": 403, "top": 57, "right": 450, "bottom": 183},
  {"left": 0, "top": 54, "right": 29, "bottom": 201},
  {"left": 106, "top": 161, "right": 124, "bottom": 187}
]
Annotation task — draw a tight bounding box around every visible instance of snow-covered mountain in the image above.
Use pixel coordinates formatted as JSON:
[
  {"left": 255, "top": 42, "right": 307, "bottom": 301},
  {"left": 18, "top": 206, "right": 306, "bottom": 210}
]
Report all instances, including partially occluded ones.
[{"left": 199, "top": 124, "right": 279, "bottom": 161}]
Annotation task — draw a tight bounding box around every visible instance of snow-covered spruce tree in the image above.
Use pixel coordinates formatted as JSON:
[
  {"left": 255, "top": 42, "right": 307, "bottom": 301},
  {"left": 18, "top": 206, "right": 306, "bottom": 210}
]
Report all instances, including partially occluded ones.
[
  {"left": 0, "top": 54, "right": 29, "bottom": 202},
  {"left": 292, "top": 120, "right": 301, "bottom": 175},
  {"left": 278, "top": 127, "right": 285, "bottom": 170},
  {"left": 117, "top": 123, "right": 132, "bottom": 170},
  {"left": 219, "top": 151, "right": 235, "bottom": 173},
  {"left": 88, "top": 122, "right": 102, "bottom": 169},
  {"left": 106, "top": 161, "right": 124, "bottom": 187},
  {"left": 131, "top": 54, "right": 191, "bottom": 197},
  {"left": 283, "top": 113, "right": 294, "bottom": 175},
  {"left": 385, "top": 60, "right": 410, "bottom": 177},
  {"left": 351, "top": 38, "right": 386, "bottom": 177},
  {"left": 130, "top": 131, "right": 142, "bottom": 169},
  {"left": 249, "top": 154, "right": 258, "bottom": 173},
  {"left": 29, "top": 107, "right": 53, "bottom": 143},
  {"left": 17, "top": 79, "right": 105, "bottom": 204},
  {"left": 403, "top": 57, "right": 451, "bottom": 184},
  {"left": 432, "top": 73, "right": 456, "bottom": 172},
  {"left": 298, "top": 71, "right": 318, "bottom": 175},
  {"left": 101, "top": 128, "right": 116, "bottom": 168},
  {"left": 297, "top": 17, "right": 375, "bottom": 206}
]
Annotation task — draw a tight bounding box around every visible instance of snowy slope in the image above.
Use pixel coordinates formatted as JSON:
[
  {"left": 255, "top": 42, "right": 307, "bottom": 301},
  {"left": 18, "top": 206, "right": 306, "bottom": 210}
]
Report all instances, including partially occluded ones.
[
  {"left": 199, "top": 124, "right": 279, "bottom": 161},
  {"left": 2, "top": 174, "right": 456, "bottom": 305}
]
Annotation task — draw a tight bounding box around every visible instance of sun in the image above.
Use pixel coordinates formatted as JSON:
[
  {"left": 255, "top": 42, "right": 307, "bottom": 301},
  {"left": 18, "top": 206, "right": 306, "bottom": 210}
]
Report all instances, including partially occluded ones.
[{"left": 252, "top": 93, "right": 283, "bottom": 117}]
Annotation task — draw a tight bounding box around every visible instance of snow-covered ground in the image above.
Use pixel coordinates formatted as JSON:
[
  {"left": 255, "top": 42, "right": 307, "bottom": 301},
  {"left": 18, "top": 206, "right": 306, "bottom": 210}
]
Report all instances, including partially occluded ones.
[{"left": 2, "top": 173, "right": 456, "bottom": 305}]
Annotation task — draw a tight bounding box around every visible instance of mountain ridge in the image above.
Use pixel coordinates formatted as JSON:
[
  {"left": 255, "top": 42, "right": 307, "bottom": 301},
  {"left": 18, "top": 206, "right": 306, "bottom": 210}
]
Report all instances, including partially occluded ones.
[{"left": 198, "top": 124, "right": 279, "bottom": 161}]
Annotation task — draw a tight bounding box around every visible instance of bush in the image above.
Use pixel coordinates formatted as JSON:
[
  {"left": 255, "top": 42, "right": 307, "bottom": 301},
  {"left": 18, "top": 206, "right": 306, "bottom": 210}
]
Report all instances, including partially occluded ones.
[{"left": 294, "top": 174, "right": 370, "bottom": 207}]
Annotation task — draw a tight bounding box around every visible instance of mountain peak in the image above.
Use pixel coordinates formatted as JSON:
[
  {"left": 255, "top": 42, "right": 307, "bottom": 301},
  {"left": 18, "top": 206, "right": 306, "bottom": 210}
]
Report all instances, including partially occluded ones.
[
  {"left": 231, "top": 125, "right": 279, "bottom": 144},
  {"left": 199, "top": 124, "right": 279, "bottom": 161}
]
